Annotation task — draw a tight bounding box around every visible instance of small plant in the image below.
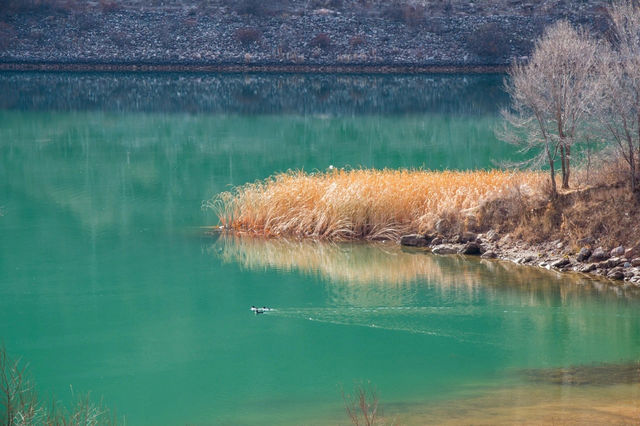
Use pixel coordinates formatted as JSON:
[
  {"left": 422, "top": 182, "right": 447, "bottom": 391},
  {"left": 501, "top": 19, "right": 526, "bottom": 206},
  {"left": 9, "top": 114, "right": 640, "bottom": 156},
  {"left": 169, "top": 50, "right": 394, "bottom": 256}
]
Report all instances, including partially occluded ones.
[
  {"left": 0, "top": 346, "right": 118, "bottom": 425},
  {"left": 349, "top": 35, "right": 365, "bottom": 48},
  {"left": 343, "top": 381, "right": 381, "bottom": 426},
  {"left": 235, "top": 27, "right": 261, "bottom": 47},
  {"left": 310, "top": 32, "right": 331, "bottom": 49}
]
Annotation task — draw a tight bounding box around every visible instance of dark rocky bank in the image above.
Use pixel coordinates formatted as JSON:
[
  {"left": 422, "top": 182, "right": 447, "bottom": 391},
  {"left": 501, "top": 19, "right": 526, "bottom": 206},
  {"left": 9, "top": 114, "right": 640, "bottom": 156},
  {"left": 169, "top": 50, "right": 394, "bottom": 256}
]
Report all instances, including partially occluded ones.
[
  {"left": 401, "top": 231, "right": 640, "bottom": 286},
  {"left": 0, "top": 0, "right": 610, "bottom": 71}
]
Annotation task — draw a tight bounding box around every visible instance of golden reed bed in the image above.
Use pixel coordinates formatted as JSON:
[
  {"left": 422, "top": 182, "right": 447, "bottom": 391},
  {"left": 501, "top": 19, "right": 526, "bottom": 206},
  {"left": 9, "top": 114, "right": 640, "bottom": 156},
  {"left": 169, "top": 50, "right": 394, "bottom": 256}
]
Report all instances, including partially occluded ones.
[{"left": 207, "top": 169, "right": 546, "bottom": 240}]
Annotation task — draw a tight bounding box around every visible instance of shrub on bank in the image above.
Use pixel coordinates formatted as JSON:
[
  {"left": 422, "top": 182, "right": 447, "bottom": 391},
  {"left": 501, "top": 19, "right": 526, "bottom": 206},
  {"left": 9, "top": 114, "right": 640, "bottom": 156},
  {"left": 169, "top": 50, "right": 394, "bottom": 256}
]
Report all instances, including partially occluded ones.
[
  {"left": 235, "top": 27, "right": 261, "bottom": 47},
  {"left": 310, "top": 32, "right": 332, "bottom": 49},
  {"left": 465, "top": 22, "right": 511, "bottom": 59}
]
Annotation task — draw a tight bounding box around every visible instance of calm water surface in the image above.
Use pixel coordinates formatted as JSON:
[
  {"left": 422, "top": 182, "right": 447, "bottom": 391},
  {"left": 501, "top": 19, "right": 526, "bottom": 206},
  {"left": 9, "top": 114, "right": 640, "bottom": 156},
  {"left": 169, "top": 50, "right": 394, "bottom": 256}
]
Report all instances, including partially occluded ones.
[{"left": 1, "top": 72, "right": 639, "bottom": 424}]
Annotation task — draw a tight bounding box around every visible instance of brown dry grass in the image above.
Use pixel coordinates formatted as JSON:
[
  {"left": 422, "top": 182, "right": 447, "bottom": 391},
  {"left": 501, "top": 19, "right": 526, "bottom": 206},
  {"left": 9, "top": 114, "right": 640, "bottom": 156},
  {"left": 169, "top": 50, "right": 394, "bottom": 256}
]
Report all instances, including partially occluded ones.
[
  {"left": 489, "top": 159, "right": 640, "bottom": 249},
  {"left": 208, "top": 169, "right": 546, "bottom": 241}
]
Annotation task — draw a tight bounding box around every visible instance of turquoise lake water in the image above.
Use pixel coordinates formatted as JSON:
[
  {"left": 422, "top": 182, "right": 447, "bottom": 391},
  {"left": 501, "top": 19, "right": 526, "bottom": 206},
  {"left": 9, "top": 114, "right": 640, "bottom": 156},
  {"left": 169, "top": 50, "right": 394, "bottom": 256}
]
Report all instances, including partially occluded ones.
[{"left": 1, "top": 72, "right": 639, "bottom": 424}]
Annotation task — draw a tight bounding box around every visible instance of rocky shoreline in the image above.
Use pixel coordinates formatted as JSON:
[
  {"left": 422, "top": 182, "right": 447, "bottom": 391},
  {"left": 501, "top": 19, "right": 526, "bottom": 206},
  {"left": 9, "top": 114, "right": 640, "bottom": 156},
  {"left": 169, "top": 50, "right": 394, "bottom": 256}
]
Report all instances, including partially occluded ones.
[{"left": 400, "top": 232, "right": 640, "bottom": 287}]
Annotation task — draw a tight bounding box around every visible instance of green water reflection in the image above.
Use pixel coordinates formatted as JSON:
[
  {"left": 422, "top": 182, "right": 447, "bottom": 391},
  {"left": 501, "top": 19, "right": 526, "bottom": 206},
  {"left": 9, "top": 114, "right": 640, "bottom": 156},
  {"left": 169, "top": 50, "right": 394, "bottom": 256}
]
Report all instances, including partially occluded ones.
[{"left": 0, "top": 72, "right": 639, "bottom": 425}]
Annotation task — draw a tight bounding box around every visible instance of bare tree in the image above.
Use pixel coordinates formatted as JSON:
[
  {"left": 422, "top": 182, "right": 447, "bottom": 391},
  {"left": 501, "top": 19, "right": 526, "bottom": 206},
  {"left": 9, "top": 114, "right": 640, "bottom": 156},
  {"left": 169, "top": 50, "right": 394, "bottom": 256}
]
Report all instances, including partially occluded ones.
[
  {"left": 0, "top": 347, "right": 40, "bottom": 426},
  {"left": 501, "top": 21, "right": 600, "bottom": 196},
  {"left": 592, "top": 1, "right": 640, "bottom": 193}
]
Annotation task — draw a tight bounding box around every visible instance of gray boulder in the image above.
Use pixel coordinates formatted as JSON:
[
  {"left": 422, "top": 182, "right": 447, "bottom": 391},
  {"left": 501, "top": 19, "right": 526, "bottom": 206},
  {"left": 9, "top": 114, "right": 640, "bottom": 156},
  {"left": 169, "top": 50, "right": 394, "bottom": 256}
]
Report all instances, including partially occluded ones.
[
  {"left": 400, "top": 234, "right": 430, "bottom": 247},
  {"left": 579, "top": 263, "right": 597, "bottom": 273},
  {"left": 432, "top": 245, "right": 458, "bottom": 255},
  {"left": 459, "top": 241, "right": 483, "bottom": 255},
  {"left": 610, "top": 246, "right": 625, "bottom": 257},
  {"left": 607, "top": 267, "right": 625, "bottom": 280},
  {"left": 589, "top": 247, "right": 609, "bottom": 262},
  {"left": 481, "top": 251, "right": 497, "bottom": 259},
  {"left": 551, "top": 258, "right": 571, "bottom": 268},
  {"left": 605, "top": 257, "right": 623, "bottom": 268},
  {"left": 576, "top": 247, "right": 592, "bottom": 262},
  {"left": 632, "top": 258, "right": 640, "bottom": 267}
]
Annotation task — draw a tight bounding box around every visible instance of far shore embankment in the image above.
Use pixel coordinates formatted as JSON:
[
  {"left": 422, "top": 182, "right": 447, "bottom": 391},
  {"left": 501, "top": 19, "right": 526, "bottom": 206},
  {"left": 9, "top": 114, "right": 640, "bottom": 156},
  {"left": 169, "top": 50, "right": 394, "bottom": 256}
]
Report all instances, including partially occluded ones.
[{"left": 0, "top": 0, "right": 609, "bottom": 75}]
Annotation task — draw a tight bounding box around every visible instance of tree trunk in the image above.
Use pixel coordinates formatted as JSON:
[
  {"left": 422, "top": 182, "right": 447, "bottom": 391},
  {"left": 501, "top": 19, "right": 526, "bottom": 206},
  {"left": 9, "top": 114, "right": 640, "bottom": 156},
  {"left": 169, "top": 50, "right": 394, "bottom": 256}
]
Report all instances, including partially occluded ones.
[
  {"left": 559, "top": 145, "right": 568, "bottom": 189},
  {"left": 563, "top": 145, "right": 571, "bottom": 189},
  {"left": 630, "top": 139, "right": 638, "bottom": 193},
  {"left": 549, "top": 157, "right": 557, "bottom": 198}
]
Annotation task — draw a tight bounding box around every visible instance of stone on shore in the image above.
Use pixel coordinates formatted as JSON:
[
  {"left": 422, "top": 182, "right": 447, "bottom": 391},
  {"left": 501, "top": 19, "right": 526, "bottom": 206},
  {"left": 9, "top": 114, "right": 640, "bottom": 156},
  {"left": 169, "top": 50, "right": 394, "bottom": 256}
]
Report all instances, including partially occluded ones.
[
  {"left": 459, "top": 241, "right": 483, "bottom": 255},
  {"left": 610, "top": 246, "right": 625, "bottom": 257},
  {"left": 605, "top": 257, "right": 623, "bottom": 268},
  {"left": 400, "top": 234, "right": 431, "bottom": 247},
  {"left": 551, "top": 258, "right": 571, "bottom": 268},
  {"left": 607, "top": 267, "right": 625, "bottom": 280},
  {"left": 481, "top": 251, "right": 497, "bottom": 259},
  {"left": 579, "top": 263, "right": 597, "bottom": 273},
  {"left": 576, "top": 247, "right": 592, "bottom": 262},
  {"left": 432, "top": 244, "right": 458, "bottom": 255},
  {"left": 588, "top": 247, "right": 609, "bottom": 262},
  {"left": 632, "top": 258, "right": 640, "bottom": 267}
]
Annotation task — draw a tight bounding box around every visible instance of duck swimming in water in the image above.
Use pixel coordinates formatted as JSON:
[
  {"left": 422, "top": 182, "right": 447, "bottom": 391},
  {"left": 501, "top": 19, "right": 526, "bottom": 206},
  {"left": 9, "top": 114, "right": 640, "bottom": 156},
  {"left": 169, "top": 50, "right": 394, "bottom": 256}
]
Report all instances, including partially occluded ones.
[{"left": 250, "top": 306, "right": 273, "bottom": 314}]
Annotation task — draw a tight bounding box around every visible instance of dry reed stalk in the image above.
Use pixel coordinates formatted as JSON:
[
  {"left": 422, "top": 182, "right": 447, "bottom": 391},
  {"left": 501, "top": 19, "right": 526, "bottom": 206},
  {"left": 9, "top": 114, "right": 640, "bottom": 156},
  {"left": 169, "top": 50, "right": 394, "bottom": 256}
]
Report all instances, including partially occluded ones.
[{"left": 208, "top": 169, "right": 546, "bottom": 240}]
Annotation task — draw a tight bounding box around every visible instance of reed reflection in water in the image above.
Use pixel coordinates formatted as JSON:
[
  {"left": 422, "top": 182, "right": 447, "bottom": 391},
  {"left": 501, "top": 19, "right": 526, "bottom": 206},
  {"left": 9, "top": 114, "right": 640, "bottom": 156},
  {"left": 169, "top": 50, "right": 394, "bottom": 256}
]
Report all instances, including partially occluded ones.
[{"left": 213, "top": 233, "right": 635, "bottom": 300}]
